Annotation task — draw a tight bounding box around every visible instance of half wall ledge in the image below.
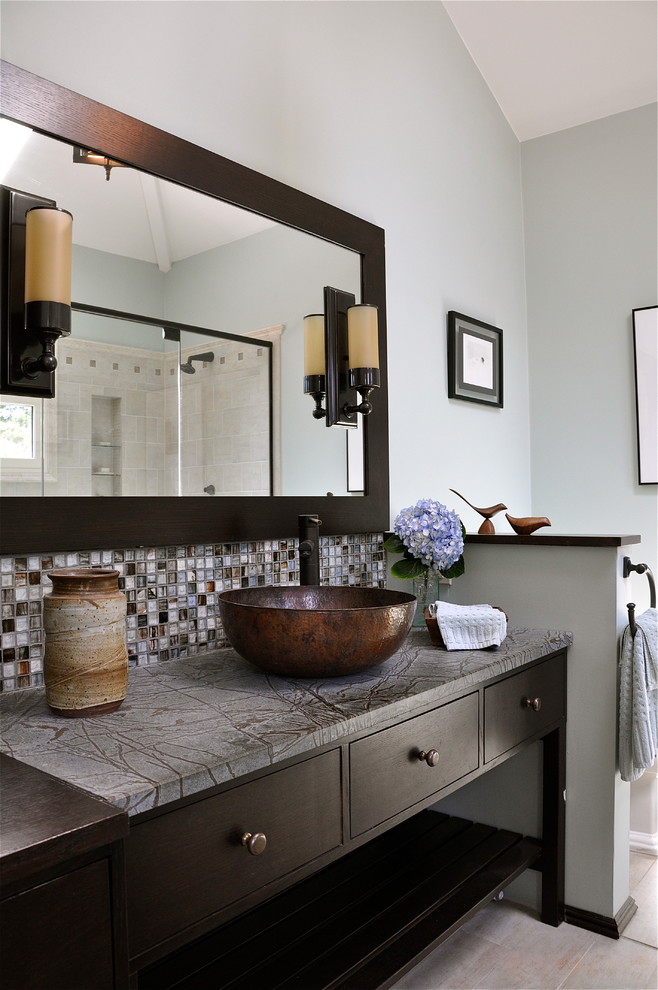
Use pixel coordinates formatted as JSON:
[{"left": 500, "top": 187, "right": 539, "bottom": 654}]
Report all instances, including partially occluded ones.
[{"left": 465, "top": 534, "right": 641, "bottom": 548}]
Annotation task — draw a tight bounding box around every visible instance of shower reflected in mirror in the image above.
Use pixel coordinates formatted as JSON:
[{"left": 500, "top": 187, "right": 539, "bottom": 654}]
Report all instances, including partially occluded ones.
[
  {"left": 180, "top": 352, "right": 215, "bottom": 375},
  {"left": 0, "top": 303, "right": 277, "bottom": 499}
]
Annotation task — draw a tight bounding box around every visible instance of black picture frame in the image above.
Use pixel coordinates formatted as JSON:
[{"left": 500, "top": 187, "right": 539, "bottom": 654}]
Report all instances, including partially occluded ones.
[
  {"left": 447, "top": 311, "right": 503, "bottom": 407},
  {"left": 632, "top": 305, "right": 657, "bottom": 485}
]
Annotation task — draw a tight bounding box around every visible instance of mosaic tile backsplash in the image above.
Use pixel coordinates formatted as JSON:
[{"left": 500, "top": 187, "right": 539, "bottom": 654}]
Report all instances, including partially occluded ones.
[{"left": 0, "top": 533, "right": 385, "bottom": 692}]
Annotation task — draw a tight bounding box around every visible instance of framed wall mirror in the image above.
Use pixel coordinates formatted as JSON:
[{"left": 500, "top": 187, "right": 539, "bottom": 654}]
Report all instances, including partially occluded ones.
[{"left": 0, "top": 61, "right": 389, "bottom": 553}]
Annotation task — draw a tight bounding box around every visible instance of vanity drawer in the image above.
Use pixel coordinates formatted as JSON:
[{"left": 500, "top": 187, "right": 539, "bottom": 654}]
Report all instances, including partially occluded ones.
[
  {"left": 126, "top": 749, "right": 342, "bottom": 958},
  {"left": 350, "top": 693, "right": 479, "bottom": 837},
  {"left": 484, "top": 654, "right": 565, "bottom": 762}
]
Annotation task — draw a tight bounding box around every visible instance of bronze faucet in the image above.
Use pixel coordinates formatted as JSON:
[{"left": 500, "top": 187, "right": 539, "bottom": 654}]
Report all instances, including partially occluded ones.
[{"left": 298, "top": 514, "right": 322, "bottom": 585}]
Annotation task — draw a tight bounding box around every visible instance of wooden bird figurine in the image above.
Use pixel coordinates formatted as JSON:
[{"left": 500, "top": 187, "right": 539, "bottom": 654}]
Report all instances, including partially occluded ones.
[
  {"left": 505, "top": 514, "right": 551, "bottom": 536},
  {"left": 450, "top": 489, "right": 508, "bottom": 535}
]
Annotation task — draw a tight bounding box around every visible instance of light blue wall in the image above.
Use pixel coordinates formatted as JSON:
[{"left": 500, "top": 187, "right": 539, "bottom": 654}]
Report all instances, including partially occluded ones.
[
  {"left": 7, "top": 4, "right": 653, "bottom": 538},
  {"left": 1, "top": 0, "right": 532, "bottom": 523},
  {"left": 73, "top": 244, "right": 164, "bottom": 321},
  {"left": 522, "top": 105, "right": 658, "bottom": 593},
  {"left": 72, "top": 245, "right": 167, "bottom": 350}
]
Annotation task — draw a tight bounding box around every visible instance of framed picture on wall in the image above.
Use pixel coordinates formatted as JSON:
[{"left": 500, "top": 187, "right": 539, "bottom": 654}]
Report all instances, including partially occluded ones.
[
  {"left": 447, "top": 311, "right": 503, "bottom": 407},
  {"left": 632, "top": 305, "right": 657, "bottom": 485}
]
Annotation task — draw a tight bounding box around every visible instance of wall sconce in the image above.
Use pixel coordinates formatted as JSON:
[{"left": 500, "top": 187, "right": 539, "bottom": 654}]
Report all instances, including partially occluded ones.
[
  {"left": 1, "top": 186, "right": 73, "bottom": 398},
  {"left": 304, "top": 286, "right": 380, "bottom": 427}
]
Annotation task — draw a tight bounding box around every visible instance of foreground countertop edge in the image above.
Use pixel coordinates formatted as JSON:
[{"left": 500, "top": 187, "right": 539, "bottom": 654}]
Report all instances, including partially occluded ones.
[
  {"left": 0, "top": 753, "right": 129, "bottom": 881},
  {"left": 0, "top": 629, "right": 572, "bottom": 817}
]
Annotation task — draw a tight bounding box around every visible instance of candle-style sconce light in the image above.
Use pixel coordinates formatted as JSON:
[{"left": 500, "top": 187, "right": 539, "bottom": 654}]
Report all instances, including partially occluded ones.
[
  {"left": 303, "top": 312, "right": 326, "bottom": 420},
  {"left": 345, "top": 301, "right": 380, "bottom": 417},
  {"left": 303, "top": 286, "right": 380, "bottom": 427},
  {"left": 23, "top": 205, "right": 73, "bottom": 376},
  {"left": 1, "top": 186, "right": 73, "bottom": 398}
]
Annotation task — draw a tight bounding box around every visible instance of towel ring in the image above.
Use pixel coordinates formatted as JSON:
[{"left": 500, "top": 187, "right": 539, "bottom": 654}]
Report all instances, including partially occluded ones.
[{"left": 623, "top": 557, "right": 656, "bottom": 637}]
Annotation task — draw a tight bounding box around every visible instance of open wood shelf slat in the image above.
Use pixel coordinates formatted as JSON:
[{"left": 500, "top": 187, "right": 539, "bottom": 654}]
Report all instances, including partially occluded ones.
[{"left": 138, "top": 811, "right": 542, "bottom": 990}]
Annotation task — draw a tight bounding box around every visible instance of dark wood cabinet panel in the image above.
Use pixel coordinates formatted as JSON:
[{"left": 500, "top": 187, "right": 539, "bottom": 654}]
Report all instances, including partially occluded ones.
[
  {"left": 0, "top": 755, "right": 129, "bottom": 990},
  {"left": 484, "top": 654, "right": 566, "bottom": 762},
  {"left": 1, "top": 860, "right": 114, "bottom": 990},
  {"left": 126, "top": 749, "right": 342, "bottom": 957},
  {"left": 0, "top": 753, "right": 127, "bottom": 892},
  {"left": 350, "top": 693, "right": 479, "bottom": 836}
]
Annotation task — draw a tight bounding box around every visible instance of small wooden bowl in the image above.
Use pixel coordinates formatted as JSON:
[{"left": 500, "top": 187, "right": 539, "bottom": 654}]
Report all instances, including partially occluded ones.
[{"left": 424, "top": 606, "right": 507, "bottom": 649}]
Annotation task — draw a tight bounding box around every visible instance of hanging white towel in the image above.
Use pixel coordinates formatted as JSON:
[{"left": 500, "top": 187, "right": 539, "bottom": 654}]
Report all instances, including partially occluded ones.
[
  {"left": 435, "top": 601, "right": 507, "bottom": 651},
  {"left": 618, "top": 607, "right": 658, "bottom": 783}
]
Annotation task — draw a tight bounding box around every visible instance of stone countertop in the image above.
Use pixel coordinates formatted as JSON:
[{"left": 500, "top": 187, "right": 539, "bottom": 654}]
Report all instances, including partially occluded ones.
[{"left": 0, "top": 627, "right": 571, "bottom": 816}]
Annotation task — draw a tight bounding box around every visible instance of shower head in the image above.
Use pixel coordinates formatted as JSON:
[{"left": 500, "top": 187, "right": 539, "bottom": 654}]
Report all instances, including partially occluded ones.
[{"left": 180, "top": 351, "right": 215, "bottom": 375}]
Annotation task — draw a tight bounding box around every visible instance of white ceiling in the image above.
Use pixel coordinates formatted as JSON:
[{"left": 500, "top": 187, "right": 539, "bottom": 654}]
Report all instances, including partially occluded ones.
[
  {"left": 442, "top": 0, "right": 658, "bottom": 141},
  {"left": 4, "top": 2, "right": 656, "bottom": 264},
  {"left": 3, "top": 126, "right": 275, "bottom": 268}
]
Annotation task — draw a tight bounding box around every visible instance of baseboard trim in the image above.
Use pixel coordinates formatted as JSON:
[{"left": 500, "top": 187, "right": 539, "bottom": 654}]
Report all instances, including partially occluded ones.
[
  {"left": 565, "top": 896, "right": 637, "bottom": 939},
  {"left": 630, "top": 830, "right": 658, "bottom": 856}
]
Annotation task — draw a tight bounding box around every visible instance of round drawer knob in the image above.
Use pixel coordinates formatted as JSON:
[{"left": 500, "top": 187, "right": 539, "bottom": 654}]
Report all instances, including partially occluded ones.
[
  {"left": 241, "top": 831, "right": 267, "bottom": 856},
  {"left": 524, "top": 697, "right": 542, "bottom": 712},
  {"left": 417, "top": 749, "right": 440, "bottom": 767}
]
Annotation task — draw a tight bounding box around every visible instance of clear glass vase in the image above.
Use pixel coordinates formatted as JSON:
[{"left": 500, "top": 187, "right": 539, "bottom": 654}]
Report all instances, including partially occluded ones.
[{"left": 411, "top": 571, "right": 440, "bottom": 627}]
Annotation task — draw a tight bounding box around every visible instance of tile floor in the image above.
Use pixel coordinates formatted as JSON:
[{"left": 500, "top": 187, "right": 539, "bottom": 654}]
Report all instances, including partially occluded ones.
[{"left": 391, "top": 853, "right": 657, "bottom": 989}]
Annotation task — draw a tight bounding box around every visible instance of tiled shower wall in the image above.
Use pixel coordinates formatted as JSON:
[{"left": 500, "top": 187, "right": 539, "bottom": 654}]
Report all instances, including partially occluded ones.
[
  {"left": 0, "top": 334, "right": 272, "bottom": 498},
  {"left": 0, "top": 533, "right": 386, "bottom": 693}
]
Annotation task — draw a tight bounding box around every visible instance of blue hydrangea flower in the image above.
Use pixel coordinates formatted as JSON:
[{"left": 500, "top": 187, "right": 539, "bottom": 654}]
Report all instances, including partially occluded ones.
[{"left": 393, "top": 498, "right": 464, "bottom": 573}]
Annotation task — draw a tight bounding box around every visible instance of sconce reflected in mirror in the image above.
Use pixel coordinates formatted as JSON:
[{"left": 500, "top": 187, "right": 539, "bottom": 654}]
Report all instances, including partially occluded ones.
[
  {"left": 23, "top": 206, "right": 73, "bottom": 375},
  {"left": 304, "top": 286, "right": 380, "bottom": 427},
  {"left": 1, "top": 186, "right": 73, "bottom": 399},
  {"left": 303, "top": 313, "right": 326, "bottom": 419}
]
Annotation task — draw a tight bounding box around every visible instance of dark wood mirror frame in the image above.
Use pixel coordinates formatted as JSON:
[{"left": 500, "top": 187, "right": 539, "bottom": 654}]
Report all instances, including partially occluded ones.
[{"left": 0, "top": 61, "right": 389, "bottom": 554}]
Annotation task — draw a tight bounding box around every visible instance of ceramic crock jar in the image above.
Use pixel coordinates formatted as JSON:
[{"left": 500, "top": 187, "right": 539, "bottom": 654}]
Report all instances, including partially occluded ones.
[{"left": 43, "top": 568, "right": 128, "bottom": 717}]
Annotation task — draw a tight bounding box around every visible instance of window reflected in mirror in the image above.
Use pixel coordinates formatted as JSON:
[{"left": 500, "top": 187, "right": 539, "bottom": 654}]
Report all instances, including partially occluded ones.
[
  {"left": 0, "top": 402, "right": 34, "bottom": 459},
  {"left": 0, "top": 396, "right": 54, "bottom": 491}
]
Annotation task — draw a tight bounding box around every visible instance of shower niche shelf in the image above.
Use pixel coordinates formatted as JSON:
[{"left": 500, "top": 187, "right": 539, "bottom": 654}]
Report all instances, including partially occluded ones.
[
  {"left": 91, "top": 396, "right": 122, "bottom": 496},
  {"left": 91, "top": 445, "right": 122, "bottom": 495}
]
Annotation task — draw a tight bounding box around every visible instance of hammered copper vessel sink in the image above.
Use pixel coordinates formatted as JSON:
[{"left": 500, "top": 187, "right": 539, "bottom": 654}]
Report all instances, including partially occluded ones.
[{"left": 218, "top": 586, "right": 417, "bottom": 677}]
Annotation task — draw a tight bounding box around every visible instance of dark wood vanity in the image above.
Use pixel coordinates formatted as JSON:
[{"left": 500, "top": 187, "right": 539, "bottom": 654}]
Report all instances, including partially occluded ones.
[
  {"left": 129, "top": 650, "right": 566, "bottom": 988},
  {"left": 1, "top": 633, "right": 567, "bottom": 989}
]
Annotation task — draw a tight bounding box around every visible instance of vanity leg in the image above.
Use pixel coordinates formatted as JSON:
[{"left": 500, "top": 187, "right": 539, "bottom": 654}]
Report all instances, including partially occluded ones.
[{"left": 540, "top": 725, "right": 566, "bottom": 926}]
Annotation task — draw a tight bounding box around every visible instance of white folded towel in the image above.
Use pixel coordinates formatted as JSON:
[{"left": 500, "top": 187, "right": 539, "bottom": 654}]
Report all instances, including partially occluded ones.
[
  {"left": 618, "top": 607, "right": 658, "bottom": 782},
  {"left": 435, "top": 601, "right": 507, "bottom": 651}
]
